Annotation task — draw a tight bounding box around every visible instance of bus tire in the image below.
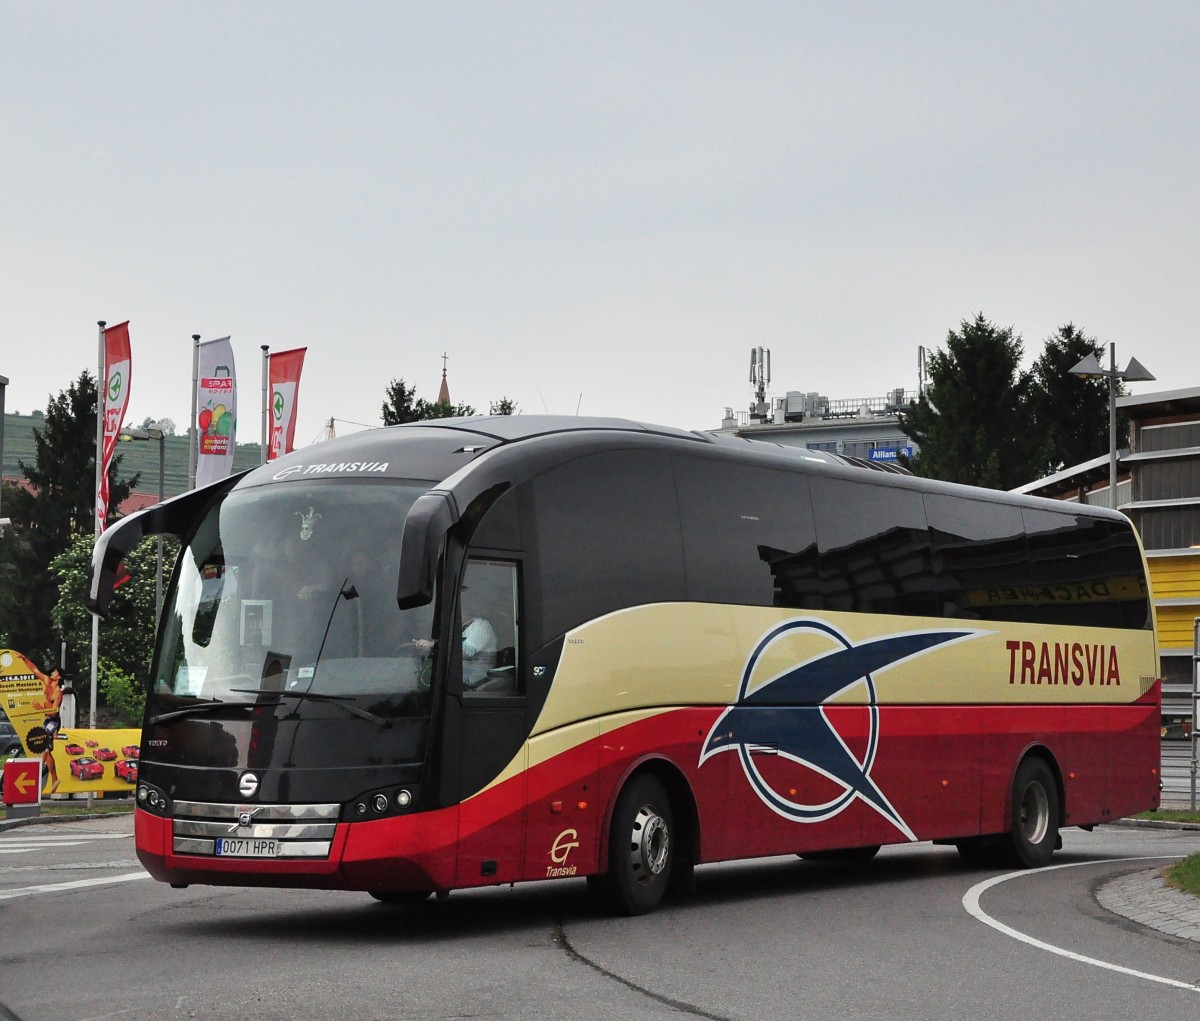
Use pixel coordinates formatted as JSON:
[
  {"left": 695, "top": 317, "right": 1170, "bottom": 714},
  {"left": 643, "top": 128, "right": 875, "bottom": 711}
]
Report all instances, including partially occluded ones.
[
  {"left": 369, "top": 889, "right": 432, "bottom": 905},
  {"left": 799, "top": 845, "right": 881, "bottom": 863},
  {"left": 593, "top": 773, "right": 674, "bottom": 916},
  {"left": 1001, "top": 757, "right": 1059, "bottom": 868}
]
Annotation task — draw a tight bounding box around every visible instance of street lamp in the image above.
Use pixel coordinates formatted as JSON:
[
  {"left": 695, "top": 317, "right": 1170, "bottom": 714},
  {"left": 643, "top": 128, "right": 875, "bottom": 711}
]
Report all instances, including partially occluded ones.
[
  {"left": 118, "top": 426, "right": 165, "bottom": 620},
  {"left": 1069, "top": 342, "right": 1155, "bottom": 510}
]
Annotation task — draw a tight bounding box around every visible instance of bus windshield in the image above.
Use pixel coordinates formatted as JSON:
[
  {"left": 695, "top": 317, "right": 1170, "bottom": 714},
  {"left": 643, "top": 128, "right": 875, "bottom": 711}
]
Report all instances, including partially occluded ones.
[{"left": 152, "top": 479, "right": 437, "bottom": 721}]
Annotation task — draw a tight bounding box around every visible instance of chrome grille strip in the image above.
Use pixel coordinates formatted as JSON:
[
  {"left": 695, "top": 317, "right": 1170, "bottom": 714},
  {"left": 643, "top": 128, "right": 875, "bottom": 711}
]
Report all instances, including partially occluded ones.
[
  {"left": 173, "top": 800, "right": 340, "bottom": 821},
  {"left": 171, "top": 836, "right": 334, "bottom": 859},
  {"left": 170, "top": 800, "right": 340, "bottom": 860},
  {"left": 174, "top": 820, "right": 338, "bottom": 840}
]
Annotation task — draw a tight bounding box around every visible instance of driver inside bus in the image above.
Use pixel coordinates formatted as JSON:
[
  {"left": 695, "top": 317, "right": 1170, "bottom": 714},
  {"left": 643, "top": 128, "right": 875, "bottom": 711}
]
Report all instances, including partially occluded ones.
[{"left": 412, "top": 592, "right": 498, "bottom": 689}]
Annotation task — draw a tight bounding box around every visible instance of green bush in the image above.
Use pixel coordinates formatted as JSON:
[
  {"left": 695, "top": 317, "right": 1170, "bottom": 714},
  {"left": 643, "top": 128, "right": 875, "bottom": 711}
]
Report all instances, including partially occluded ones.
[{"left": 98, "top": 658, "right": 146, "bottom": 727}]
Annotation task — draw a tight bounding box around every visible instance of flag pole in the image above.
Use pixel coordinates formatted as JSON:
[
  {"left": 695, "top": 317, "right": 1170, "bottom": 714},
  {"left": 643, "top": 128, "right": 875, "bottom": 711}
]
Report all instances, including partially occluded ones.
[
  {"left": 188, "top": 334, "right": 200, "bottom": 489},
  {"left": 91, "top": 321, "right": 105, "bottom": 732},
  {"left": 260, "top": 345, "right": 270, "bottom": 464}
]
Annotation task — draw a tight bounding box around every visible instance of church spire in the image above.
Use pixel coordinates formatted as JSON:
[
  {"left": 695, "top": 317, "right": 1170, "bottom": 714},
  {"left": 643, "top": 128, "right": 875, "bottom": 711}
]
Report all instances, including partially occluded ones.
[{"left": 437, "top": 351, "right": 450, "bottom": 405}]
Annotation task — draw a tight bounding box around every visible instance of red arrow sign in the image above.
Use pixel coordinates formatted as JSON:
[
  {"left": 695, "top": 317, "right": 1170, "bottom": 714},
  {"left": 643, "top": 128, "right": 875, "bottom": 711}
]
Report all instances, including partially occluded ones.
[{"left": 3, "top": 758, "right": 42, "bottom": 806}]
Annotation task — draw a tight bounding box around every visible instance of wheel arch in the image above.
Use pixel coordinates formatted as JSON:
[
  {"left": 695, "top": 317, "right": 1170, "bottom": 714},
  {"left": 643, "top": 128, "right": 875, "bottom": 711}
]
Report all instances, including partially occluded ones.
[
  {"left": 1010, "top": 743, "right": 1066, "bottom": 828},
  {"left": 594, "top": 755, "right": 699, "bottom": 875}
]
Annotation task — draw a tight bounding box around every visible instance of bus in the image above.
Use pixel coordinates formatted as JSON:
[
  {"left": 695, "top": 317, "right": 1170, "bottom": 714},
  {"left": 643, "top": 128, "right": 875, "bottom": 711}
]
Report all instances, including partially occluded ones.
[{"left": 87, "top": 416, "right": 1161, "bottom": 914}]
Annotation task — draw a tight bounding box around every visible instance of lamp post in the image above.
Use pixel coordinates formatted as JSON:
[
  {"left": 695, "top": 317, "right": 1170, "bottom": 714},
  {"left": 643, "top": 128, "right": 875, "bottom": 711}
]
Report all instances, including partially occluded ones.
[
  {"left": 1069, "top": 342, "right": 1155, "bottom": 510},
  {"left": 0, "top": 373, "right": 9, "bottom": 535},
  {"left": 118, "top": 426, "right": 165, "bottom": 619}
]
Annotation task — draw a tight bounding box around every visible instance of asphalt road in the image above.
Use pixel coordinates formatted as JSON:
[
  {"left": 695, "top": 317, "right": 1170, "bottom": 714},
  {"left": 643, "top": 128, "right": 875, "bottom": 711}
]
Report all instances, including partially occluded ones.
[{"left": 1, "top": 815, "right": 1198, "bottom": 1021}]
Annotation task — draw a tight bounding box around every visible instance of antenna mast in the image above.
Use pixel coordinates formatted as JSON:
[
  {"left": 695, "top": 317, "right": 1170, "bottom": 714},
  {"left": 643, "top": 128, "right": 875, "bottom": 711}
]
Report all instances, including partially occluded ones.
[{"left": 749, "top": 346, "right": 771, "bottom": 422}]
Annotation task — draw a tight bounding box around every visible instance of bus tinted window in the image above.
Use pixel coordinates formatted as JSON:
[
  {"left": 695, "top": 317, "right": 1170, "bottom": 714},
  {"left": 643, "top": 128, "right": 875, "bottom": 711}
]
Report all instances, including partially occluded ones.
[
  {"left": 674, "top": 458, "right": 820, "bottom": 609},
  {"left": 809, "top": 476, "right": 937, "bottom": 617},
  {"left": 532, "top": 450, "right": 685, "bottom": 641},
  {"left": 1022, "top": 508, "right": 1150, "bottom": 629},
  {"left": 924, "top": 493, "right": 1029, "bottom": 622}
]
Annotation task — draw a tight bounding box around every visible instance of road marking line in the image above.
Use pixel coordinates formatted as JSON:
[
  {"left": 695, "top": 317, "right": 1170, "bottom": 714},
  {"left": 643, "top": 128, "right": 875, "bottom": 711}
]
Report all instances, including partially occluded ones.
[
  {"left": 0, "top": 870, "right": 149, "bottom": 901},
  {"left": 963, "top": 856, "right": 1197, "bottom": 993},
  {"left": 0, "top": 833, "right": 129, "bottom": 841}
]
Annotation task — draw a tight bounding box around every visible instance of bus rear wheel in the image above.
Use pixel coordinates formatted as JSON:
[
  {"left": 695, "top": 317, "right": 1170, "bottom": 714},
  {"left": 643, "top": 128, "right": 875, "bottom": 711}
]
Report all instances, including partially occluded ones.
[
  {"left": 1001, "top": 757, "right": 1059, "bottom": 868},
  {"left": 591, "top": 773, "right": 674, "bottom": 916},
  {"left": 956, "top": 757, "right": 1060, "bottom": 869}
]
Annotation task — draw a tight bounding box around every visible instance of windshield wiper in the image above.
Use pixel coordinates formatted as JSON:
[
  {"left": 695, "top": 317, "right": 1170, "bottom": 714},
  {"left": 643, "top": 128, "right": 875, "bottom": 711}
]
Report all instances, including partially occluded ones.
[
  {"left": 229, "top": 688, "right": 393, "bottom": 728},
  {"left": 147, "top": 698, "right": 260, "bottom": 725}
]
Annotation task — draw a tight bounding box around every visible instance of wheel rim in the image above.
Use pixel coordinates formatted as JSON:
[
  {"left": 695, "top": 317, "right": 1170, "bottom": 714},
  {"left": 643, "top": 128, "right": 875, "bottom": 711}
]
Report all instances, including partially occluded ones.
[
  {"left": 629, "top": 803, "right": 669, "bottom": 886},
  {"left": 1019, "top": 780, "right": 1050, "bottom": 845}
]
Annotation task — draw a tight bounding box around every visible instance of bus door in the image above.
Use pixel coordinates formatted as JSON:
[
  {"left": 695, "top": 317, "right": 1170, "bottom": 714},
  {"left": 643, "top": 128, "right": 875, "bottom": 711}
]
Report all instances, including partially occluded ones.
[{"left": 448, "top": 557, "right": 528, "bottom": 888}]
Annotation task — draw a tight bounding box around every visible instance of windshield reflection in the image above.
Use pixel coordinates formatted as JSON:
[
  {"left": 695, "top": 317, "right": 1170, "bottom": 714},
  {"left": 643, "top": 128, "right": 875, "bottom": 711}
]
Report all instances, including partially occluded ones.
[{"left": 153, "top": 480, "right": 437, "bottom": 722}]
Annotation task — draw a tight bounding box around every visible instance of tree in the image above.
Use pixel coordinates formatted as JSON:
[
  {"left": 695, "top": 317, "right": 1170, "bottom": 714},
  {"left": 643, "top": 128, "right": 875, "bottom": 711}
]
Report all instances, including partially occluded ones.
[
  {"left": 381, "top": 378, "right": 420, "bottom": 425},
  {"left": 51, "top": 531, "right": 175, "bottom": 698},
  {"left": 898, "top": 314, "right": 1035, "bottom": 490},
  {"left": 381, "top": 378, "right": 475, "bottom": 425},
  {"left": 490, "top": 397, "right": 518, "bottom": 416},
  {"left": 0, "top": 371, "right": 138, "bottom": 667},
  {"left": 1027, "top": 324, "right": 1126, "bottom": 476}
]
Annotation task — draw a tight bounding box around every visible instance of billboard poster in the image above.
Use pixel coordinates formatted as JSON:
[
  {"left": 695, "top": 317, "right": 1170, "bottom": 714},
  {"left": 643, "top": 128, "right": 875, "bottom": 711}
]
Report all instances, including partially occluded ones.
[
  {"left": 267, "top": 347, "right": 306, "bottom": 460},
  {"left": 195, "top": 337, "right": 237, "bottom": 488},
  {"left": 1, "top": 649, "right": 141, "bottom": 795}
]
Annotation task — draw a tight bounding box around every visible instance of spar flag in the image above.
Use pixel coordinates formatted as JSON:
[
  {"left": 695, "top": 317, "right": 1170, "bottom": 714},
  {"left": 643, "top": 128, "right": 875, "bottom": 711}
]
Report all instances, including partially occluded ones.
[
  {"left": 267, "top": 347, "right": 307, "bottom": 460},
  {"left": 194, "top": 337, "right": 237, "bottom": 487},
  {"left": 97, "top": 322, "right": 131, "bottom": 531}
]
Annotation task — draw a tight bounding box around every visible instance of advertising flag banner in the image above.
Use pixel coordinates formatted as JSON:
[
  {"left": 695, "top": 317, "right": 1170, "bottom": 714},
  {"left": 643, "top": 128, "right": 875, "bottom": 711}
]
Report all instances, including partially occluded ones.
[
  {"left": 97, "top": 321, "right": 131, "bottom": 530},
  {"left": 195, "top": 337, "right": 237, "bottom": 487},
  {"left": 267, "top": 347, "right": 307, "bottom": 460},
  {"left": 0, "top": 649, "right": 141, "bottom": 795}
]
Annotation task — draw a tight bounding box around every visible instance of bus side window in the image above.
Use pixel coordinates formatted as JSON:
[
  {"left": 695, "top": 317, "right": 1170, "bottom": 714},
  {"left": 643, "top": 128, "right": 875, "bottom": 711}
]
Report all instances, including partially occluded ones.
[{"left": 461, "top": 558, "right": 520, "bottom": 694}]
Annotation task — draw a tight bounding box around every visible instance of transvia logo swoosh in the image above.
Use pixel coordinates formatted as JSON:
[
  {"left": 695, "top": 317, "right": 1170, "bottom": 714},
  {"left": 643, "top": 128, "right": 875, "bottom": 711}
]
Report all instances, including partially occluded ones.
[{"left": 700, "top": 619, "right": 984, "bottom": 839}]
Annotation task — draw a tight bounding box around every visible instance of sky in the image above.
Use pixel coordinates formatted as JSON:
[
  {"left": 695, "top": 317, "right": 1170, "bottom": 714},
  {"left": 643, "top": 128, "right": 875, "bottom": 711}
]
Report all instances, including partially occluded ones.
[{"left": 2, "top": 2, "right": 1197, "bottom": 447}]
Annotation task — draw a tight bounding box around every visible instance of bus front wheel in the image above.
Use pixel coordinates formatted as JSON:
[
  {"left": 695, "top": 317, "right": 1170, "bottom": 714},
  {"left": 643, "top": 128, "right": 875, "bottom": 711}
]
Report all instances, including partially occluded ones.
[{"left": 590, "top": 773, "right": 674, "bottom": 916}]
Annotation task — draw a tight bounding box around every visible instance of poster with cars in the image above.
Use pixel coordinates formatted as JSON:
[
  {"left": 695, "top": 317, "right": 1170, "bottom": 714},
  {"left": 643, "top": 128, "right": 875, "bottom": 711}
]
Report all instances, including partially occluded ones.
[{"left": 1, "top": 649, "right": 140, "bottom": 795}]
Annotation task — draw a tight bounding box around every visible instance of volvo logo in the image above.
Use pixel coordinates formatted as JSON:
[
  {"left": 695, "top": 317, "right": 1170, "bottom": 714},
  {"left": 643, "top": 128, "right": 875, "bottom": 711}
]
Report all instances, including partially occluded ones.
[
  {"left": 238, "top": 772, "right": 260, "bottom": 799},
  {"left": 230, "top": 806, "right": 263, "bottom": 832}
]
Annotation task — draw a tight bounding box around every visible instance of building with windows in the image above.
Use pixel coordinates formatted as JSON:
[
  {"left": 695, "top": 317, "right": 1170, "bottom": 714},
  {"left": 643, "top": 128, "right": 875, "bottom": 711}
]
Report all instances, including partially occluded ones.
[{"left": 715, "top": 388, "right": 919, "bottom": 464}]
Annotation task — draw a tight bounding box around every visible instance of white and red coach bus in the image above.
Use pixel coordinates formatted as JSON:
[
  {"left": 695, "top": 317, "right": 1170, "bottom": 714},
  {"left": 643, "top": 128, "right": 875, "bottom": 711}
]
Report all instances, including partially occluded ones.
[{"left": 88, "top": 416, "right": 1160, "bottom": 914}]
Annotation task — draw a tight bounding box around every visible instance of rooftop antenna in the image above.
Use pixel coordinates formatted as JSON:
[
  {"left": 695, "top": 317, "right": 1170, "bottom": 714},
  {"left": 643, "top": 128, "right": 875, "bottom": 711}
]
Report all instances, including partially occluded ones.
[{"left": 749, "top": 346, "right": 771, "bottom": 421}]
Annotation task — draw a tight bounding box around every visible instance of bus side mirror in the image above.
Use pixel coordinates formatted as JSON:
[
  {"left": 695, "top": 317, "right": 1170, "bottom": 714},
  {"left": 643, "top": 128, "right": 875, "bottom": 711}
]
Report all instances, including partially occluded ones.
[
  {"left": 396, "top": 491, "right": 457, "bottom": 609},
  {"left": 88, "top": 506, "right": 156, "bottom": 617},
  {"left": 86, "top": 470, "right": 247, "bottom": 617}
]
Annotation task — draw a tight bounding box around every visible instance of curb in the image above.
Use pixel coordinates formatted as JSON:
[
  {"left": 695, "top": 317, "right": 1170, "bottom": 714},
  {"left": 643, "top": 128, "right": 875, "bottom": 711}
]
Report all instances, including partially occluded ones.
[
  {"left": 0, "top": 808, "right": 134, "bottom": 832},
  {"left": 1110, "top": 817, "right": 1200, "bottom": 832}
]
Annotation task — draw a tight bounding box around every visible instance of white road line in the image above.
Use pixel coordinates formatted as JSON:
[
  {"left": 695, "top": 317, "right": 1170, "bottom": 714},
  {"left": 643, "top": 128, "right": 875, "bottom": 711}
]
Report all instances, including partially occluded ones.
[
  {"left": 0, "top": 833, "right": 130, "bottom": 842},
  {"left": 0, "top": 834, "right": 131, "bottom": 854},
  {"left": 0, "top": 871, "right": 149, "bottom": 901},
  {"left": 962, "top": 856, "right": 1197, "bottom": 993}
]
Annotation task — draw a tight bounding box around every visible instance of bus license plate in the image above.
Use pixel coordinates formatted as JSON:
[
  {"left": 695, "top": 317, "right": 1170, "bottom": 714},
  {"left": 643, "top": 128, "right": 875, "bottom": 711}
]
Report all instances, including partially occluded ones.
[{"left": 215, "top": 837, "right": 279, "bottom": 858}]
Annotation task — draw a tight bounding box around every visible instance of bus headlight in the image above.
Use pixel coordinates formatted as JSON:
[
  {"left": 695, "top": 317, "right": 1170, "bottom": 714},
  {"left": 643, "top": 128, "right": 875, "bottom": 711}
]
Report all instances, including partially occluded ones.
[{"left": 396, "top": 789, "right": 412, "bottom": 808}]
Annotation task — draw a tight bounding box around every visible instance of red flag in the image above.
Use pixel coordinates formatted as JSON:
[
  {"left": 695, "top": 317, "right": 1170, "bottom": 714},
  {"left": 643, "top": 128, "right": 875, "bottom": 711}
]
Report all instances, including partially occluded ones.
[
  {"left": 267, "top": 348, "right": 307, "bottom": 460},
  {"left": 97, "top": 322, "right": 131, "bottom": 530}
]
